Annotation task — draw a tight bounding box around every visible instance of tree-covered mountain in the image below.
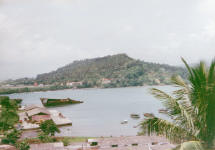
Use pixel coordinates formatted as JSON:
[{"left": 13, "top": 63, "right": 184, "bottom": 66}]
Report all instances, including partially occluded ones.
[{"left": 34, "top": 54, "right": 187, "bottom": 88}]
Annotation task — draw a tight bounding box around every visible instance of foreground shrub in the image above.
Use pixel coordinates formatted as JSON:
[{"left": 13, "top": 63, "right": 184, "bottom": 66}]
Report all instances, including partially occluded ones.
[
  {"left": 38, "top": 132, "right": 53, "bottom": 143},
  {"left": 2, "top": 129, "right": 21, "bottom": 145},
  {"left": 39, "top": 120, "right": 60, "bottom": 136},
  {"left": 16, "top": 140, "right": 30, "bottom": 150},
  {"left": 62, "top": 137, "right": 70, "bottom": 146}
]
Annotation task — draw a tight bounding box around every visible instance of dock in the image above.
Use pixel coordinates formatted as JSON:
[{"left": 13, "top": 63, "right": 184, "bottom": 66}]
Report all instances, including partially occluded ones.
[{"left": 18, "top": 105, "right": 72, "bottom": 130}]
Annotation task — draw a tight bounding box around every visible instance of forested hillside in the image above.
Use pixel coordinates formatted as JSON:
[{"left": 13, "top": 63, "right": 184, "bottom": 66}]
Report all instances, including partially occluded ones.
[{"left": 35, "top": 54, "right": 187, "bottom": 88}]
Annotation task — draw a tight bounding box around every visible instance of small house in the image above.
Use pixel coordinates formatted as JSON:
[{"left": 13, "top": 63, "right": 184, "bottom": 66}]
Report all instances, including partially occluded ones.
[
  {"left": 39, "top": 84, "right": 44, "bottom": 87},
  {"left": 101, "top": 78, "right": 111, "bottom": 84},
  {"left": 32, "top": 115, "right": 51, "bottom": 123},
  {"left": 26, "top": 108, "right": 51, "bottom": 123},
  {"left": 34, "top": 82, "right": 38, "bottom": 86},
  {"left": 66, "top": 81, "right": 83, "bottom": 87}
]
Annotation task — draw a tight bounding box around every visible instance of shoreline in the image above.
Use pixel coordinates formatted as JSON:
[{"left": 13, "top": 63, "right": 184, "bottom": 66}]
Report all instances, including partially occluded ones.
[{"left": 0, "top": 84, "right": 171, "bottom": 95}]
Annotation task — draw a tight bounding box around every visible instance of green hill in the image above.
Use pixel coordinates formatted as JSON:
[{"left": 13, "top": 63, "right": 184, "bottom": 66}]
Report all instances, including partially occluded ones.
[
  {"left": 0, "top": 54, "right": 187, "bottom": 94},
  {"left": 35, "top": 54, "right": 187, "bottom": 88}
]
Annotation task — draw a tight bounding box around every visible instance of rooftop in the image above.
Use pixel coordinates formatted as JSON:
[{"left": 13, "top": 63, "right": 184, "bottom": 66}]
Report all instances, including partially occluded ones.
[
  {"left": 0, "top": 145, "right": 17, "bottom": 150},
  {"left": 67, "top": 136, "right": 176, "bottom": 150},
  {"left": 24, "top": 104, "right": 43, "bottom": 111},
  {"left": 26, "top": 108, "right": 50, "bottom": 117},
  {"left": 30, "top": 142, "right": 66, "bottom": 150}
]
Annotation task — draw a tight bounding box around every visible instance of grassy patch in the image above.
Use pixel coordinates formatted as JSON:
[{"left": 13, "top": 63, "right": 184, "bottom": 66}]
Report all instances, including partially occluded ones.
[
  {"left": 60, "top": 137, "right": 96, "bottom": 143},
  {"left": 20, "top": 136, "right": 97, "bottom": 146}
]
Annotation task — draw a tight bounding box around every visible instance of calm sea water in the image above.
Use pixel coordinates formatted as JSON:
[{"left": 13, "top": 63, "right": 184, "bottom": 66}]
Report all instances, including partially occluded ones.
[{"left": 7, "top": 86, "right": 174, "bottom": 137}]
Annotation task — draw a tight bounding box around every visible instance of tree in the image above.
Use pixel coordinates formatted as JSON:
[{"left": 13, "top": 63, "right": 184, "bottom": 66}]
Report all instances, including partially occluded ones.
[
  {"left": 0, "top": 96, "right": 19, "bottom": 132},
  {"left": 140, "top": 58, "right": 215, "bottom": 149},
  {"left": 2, "top": 129, "right": 21, "bottom": 145},
  {"left": 39, "top": 119, "right": 60, "bottom": 136}
]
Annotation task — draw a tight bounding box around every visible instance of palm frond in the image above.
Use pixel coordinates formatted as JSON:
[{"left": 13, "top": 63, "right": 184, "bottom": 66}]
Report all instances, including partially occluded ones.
[
  {"left": 172, "top": 141, "right": 204, "bottom": 150},
  {"left": 171, "top": 75, "right": 189, "bottom": 92},
  {"left": 171, "top": 75, "right": 190, "bottom": 101},
  {"left": 140, "top": 117, "right": 195, "bottom": 143},
  {"left": 181, "top": 57, "right": 193, "bottom": 78},
  {"left": 150, "top": 88, "right": 195, "bottom": 133},
  {"left": 208, "top": 59, "right": 215, "bottom": 84}
]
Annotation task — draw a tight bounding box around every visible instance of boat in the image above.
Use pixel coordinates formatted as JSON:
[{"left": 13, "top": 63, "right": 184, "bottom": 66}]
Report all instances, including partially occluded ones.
[
  {"left": 121, "top": 120, "right": 128, "bottom": 124},
  {"left": 40, "top": 98, "right": 83, "bottom": 107},
  {"left": 130, "top": 113, "right": 140, "bottom": 119},
  {"left": 143, "top": 113, "right": 155, "bottom": 118},
  {"left": 159, "top": 109, "right": 168, "bottom": 113}
]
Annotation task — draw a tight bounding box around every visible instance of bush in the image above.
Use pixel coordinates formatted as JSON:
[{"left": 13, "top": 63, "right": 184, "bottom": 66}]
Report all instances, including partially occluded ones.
[
  {"left": 39, "top": 120, "right": 60, "bottom": 136},
  {"left": 90, "top": 142, "right": 98, "bottom": 146},
  {"left": 1, "top": 138, "right": 10, "bottom": 144},
  {"left": 16, "top": 140, "right": 30, "bottom": 150},
  {"left": 2, "top": 129, "right": 21, "bottom": 145},
  {"left": 38, "top": 132, "right": 53, "bottom": 143},
  {"left": 62, "top": 137, "right": 70, "bottom": 146},
  {"left": 23, "top": 138, "right": 40, "bottom": 144},
  {"left": 52, "top": 137, "right": 58, "bottom": 142}
]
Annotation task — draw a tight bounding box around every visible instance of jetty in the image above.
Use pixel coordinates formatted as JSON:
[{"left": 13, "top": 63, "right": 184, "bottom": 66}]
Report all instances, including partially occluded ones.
[
  {"left": 18, "top": 105, "right": 72, "bottom": 130},
  {"left": 40, "top": 98, "right": 83, "bottom": 107},
  {"left": 159, "top": 109, "right": 168, "bottom": 114}
]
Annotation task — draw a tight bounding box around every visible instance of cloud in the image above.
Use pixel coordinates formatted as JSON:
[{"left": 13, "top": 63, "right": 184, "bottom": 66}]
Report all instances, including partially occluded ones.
[
  {"left": 197, "top": 0, "right": 215, "bottom": 15},
  {"left": 1, "top": 0, "right": 215, "bottom": 80}
]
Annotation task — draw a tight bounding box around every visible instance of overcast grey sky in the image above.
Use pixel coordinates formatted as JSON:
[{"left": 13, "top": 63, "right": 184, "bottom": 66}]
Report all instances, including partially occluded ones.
[{"left": 1, "top": 0, "right": 215, "bottom": 80}]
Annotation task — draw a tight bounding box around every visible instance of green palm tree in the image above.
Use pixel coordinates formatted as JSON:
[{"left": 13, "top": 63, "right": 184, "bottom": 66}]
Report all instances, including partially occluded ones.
[{"left": 140, "top": 58, "right": 215, "bottom": 149}]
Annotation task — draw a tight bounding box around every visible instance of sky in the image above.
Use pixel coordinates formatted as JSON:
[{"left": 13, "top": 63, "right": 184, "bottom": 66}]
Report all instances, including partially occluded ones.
[{"left": 1, "top": 0, "right": 215, "bottom": 80}]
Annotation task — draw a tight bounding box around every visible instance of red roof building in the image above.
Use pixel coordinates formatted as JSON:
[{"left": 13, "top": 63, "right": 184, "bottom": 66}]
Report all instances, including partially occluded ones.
[{"left": 32, "top": 114, "right": 51, "bottom": 123}]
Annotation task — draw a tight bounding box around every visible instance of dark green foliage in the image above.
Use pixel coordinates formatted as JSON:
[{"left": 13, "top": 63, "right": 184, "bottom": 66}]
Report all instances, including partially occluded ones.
[
  {"left": 0, "top": 85, "right": 70, "bottom": 95},
  {"left": 38, "top": 132, "right": 53, "bottom": 143},
  {"left": 0, "top": 96, "right": 19, "bottom": 131},
  {"left": 181, "top": 59, "right": 215, "bottom": 148},
  {"left": 16, "top": 140, "right": 30, "bottom": 150},
  {"left": 90, "top": 142, "right": 98, "bottom": 146},
  {"left": 39, "top": 120, "right": 60, "bottom": 136},
  {"left": 2, "top": 129, "right": 21, "bottom": 145}
]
